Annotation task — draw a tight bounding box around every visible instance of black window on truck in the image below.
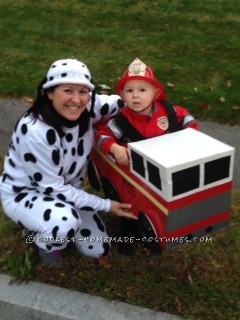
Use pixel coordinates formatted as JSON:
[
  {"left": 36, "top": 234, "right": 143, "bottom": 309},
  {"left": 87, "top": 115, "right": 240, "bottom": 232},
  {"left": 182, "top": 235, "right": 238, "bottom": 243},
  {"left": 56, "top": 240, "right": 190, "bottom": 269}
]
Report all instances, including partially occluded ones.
[
  {"left": 147, "top": 161, "right": 162, "bottom": 191},
  {"left": 131, "top": 150, "right": 145, "bottom": 178},
  {"left": 204, "top": 156, "right": 230, "bottom": 185},
  {"left": 172, "top": 165, "right": 200, "bottom": 196}
]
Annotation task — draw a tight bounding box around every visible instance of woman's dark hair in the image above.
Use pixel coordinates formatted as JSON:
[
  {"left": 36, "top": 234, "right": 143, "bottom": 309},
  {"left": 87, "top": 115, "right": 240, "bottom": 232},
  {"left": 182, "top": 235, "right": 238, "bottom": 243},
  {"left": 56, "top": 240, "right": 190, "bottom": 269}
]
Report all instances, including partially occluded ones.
[{"left": 27, "top": 78, "right": 92, "bottom": 138}]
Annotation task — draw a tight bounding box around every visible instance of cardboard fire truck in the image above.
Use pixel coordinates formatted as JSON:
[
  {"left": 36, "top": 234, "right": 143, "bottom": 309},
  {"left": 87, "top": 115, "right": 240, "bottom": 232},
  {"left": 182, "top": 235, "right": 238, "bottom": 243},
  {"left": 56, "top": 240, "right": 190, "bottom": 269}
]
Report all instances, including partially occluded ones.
[{"left": 87, "top": 128, "right": 235, "bottom": 251}]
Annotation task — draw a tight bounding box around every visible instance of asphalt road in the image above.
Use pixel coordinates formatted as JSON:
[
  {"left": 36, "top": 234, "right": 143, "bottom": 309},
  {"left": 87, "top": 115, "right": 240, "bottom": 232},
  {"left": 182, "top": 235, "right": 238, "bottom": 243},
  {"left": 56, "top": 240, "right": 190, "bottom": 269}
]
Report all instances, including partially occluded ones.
[{"left": 0, "top": 98, "right": 239, "bottom": 189}]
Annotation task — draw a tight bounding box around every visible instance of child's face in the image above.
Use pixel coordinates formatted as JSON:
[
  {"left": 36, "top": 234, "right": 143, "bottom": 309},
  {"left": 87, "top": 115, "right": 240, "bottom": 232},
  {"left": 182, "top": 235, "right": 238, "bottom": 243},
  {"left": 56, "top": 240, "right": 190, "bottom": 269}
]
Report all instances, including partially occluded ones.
[{"left": 121, "top": 80, "right": 158, "bottom": 115}]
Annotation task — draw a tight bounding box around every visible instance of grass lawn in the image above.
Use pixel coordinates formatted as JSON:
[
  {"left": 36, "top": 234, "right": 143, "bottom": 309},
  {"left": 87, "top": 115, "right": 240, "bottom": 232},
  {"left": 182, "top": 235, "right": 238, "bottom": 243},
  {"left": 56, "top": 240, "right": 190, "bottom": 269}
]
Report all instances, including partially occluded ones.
[
  {"left": 0, "top": 1, "right": 240, "bottom": 319},
  {"left": 0, "top": 0, "right": 239, "bottom": 124}
]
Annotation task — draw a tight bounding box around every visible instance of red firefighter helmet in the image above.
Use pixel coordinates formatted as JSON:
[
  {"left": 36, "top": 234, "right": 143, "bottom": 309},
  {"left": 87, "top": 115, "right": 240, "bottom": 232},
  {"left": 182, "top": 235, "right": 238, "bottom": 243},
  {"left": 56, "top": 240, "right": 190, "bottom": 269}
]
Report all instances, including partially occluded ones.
[{"left": 116, "top": 58, "right": 167, "bottom": 101}]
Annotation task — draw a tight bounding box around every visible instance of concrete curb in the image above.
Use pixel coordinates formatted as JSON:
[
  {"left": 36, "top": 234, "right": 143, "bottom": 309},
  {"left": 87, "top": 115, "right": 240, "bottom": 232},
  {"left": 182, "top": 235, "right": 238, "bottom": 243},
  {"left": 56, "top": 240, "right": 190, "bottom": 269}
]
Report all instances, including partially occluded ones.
[{"left": 0, "top": 274, "right": 182, "bottom": 320}]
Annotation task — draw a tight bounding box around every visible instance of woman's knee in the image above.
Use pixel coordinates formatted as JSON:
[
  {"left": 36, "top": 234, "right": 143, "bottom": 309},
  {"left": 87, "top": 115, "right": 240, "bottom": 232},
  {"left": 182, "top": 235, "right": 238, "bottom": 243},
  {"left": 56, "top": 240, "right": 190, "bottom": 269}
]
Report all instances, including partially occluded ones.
[
  {"left": 74, "top": 210, "right": 111, "bottom": 258},
  {"left": 48, "top": 208, "right": 81, "bottom": 240},
  {"left": 74, "top": 234, "right": 111, "bottom": 258}
]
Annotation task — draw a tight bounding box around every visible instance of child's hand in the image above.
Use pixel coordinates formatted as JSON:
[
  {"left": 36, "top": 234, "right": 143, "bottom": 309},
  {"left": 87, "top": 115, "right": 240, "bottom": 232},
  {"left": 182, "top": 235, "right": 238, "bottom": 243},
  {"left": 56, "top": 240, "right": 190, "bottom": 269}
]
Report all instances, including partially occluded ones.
[{"left": 110, "top": 144, "right": 130, "bottom": 166}]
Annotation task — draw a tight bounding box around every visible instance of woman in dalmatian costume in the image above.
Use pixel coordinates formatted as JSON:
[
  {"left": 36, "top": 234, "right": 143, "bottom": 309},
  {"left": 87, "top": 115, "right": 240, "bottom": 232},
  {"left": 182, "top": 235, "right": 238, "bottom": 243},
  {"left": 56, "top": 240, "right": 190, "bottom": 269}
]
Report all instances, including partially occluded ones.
[{"left": 0, "top": 58, "right": 136, "bottom": 265}]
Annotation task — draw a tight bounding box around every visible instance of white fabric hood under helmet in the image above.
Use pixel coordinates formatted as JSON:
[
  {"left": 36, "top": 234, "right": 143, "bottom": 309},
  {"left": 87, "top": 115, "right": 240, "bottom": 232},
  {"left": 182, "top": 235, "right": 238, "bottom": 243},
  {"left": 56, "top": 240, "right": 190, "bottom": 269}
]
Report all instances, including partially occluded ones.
[{"left": 42, "top": 58, "right": 95, "bottom": 91}]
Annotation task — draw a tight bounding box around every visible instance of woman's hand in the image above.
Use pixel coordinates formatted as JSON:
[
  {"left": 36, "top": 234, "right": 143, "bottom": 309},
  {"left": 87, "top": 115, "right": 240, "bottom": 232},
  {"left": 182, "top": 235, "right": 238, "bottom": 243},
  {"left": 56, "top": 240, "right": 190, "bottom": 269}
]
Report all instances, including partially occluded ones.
[{"left": 110, "top": 201, "right": 137, "bottom": 220}]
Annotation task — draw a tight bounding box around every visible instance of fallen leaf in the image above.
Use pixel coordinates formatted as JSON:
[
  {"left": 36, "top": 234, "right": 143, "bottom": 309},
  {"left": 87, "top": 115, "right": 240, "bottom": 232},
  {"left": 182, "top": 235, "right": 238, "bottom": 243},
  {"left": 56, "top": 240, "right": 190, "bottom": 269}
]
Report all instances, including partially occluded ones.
[
  {"left": 166, "top": 82, "right": 175, "bottom": 88},
  {"left": 187, "top": 271, "right": 193, "bottom": 285},
  {"left": 126, "top": 286, "right": 133, "bottom": 299},
  {"left": 143, "top": 247, "right": 152, "bottom": 256},
  {"left": 200, "top": 103, "right": 211, "bottom": 110},
  {"left": 98, "top": 84, "right": 111, "bottom": 90},
  {"left": 21, "top": 97, "right": 33, "bottom": 105},
  {"left": 219, "top": 96, "right": 226, "bottom": 102},
  {"left": 175, "top": 296, "right": 184, "bottom": 313},
  {"left": 98, "top": 256, "right": 112, "bottom": 269}
]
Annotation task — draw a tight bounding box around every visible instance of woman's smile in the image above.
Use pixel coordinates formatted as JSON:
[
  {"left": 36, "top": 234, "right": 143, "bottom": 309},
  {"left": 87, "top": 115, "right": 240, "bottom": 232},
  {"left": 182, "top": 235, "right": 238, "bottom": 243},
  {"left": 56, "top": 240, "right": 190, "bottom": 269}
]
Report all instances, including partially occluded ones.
[{"left": 48, "top": 84, "right": 90, "bottom": 121}]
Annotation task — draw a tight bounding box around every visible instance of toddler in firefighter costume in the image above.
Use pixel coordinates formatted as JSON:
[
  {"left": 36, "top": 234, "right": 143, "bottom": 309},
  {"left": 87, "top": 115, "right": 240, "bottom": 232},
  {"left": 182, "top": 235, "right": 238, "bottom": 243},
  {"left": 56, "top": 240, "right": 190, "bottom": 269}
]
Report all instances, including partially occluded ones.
[
  {"left": 0, "top": 58, "right": 136, "bottom": 266},
  {"left": 95, "top": 58, "right": 199, "bottom": 255}
]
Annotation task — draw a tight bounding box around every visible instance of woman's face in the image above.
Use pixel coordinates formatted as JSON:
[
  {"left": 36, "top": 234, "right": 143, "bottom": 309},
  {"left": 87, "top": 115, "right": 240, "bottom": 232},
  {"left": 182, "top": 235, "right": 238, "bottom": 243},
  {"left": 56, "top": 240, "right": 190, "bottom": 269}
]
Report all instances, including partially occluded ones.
[{"left": 47, "top": 84, "right": 91, "bottom": 121}]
